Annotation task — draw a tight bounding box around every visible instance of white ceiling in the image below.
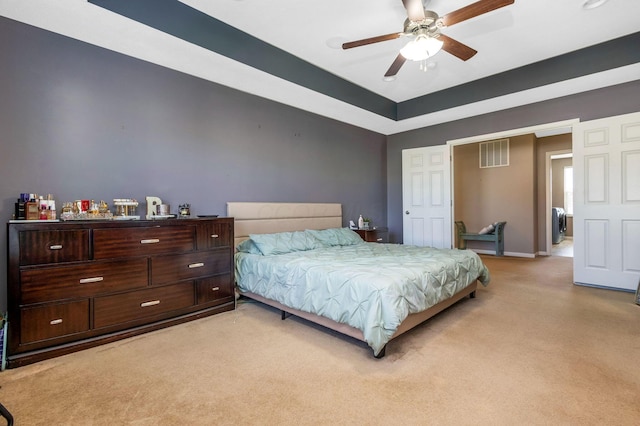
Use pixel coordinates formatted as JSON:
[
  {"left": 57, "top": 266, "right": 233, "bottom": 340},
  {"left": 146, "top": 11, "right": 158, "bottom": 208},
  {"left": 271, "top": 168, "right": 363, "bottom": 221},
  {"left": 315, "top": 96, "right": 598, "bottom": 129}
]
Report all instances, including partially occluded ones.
[{"left": 2, "top": 0, "right": 639, "bottom": 135}]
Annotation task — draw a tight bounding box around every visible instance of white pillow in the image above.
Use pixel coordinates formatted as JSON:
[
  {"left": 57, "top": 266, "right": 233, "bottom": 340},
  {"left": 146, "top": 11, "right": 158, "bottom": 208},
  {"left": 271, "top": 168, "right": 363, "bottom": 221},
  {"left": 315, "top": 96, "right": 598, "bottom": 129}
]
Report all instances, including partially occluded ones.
[{"left": 478, "top": 224, "right": 495, "bottom": 235}]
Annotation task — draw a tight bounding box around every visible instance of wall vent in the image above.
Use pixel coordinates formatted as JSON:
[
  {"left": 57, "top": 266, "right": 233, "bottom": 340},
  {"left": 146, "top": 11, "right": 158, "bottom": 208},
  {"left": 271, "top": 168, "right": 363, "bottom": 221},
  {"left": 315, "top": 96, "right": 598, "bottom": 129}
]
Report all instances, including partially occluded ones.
[{"left": 479, "top": 138, "right": 509, "bottom": 168}]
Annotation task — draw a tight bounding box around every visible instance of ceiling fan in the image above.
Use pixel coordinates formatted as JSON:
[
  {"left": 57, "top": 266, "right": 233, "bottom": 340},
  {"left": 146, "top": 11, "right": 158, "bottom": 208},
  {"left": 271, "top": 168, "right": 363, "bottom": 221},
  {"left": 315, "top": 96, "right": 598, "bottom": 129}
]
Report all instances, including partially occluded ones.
[{"left": 342, "top": 0, "right": 515, "bottom": 77}]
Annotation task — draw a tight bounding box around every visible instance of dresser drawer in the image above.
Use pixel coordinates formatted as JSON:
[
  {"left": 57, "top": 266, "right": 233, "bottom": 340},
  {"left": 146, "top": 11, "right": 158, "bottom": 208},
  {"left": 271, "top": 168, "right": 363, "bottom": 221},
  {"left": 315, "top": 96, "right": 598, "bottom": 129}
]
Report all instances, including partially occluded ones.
[
  {"left": 93, "top": 226, "right": 196, "bottom": 259},
  {"left": 355, "top": 228, "right": 389, "bottom": 243},
  {"left": 20, "top": 300, "right": 90, "bottom": 345},
  {"left": 93, "top": 283, "right": 195, "bottom": 329},
  {"left": 151, "top": 249, "right": 230, "bottom": 286},
  {"left": 20, "top": 258, "right": 148, "bottom": 304},
  {"left": 19, "top": 230, "right": 89, "bottom": 265},
  {"left": 196, "top": 274, "right": 234, "bottom": 305},
  {"left": 201, "top": 221, "right": 232, "bottom": 249}
]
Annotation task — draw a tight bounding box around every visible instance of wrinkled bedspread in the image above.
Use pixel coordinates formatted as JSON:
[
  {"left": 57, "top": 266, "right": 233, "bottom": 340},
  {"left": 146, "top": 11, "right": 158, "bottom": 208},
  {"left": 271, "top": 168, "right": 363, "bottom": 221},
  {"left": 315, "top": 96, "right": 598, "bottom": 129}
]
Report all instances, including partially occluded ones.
[{"left": 235, "top": 244, "right": 490, "bottom": 355}]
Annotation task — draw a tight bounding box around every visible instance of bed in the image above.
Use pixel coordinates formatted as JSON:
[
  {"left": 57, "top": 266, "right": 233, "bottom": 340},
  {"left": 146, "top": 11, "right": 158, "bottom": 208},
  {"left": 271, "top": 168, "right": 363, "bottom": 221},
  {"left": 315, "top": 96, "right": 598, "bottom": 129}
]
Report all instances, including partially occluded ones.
[{"left": 228, "top": 202, "right": 490, "bottom": 358}]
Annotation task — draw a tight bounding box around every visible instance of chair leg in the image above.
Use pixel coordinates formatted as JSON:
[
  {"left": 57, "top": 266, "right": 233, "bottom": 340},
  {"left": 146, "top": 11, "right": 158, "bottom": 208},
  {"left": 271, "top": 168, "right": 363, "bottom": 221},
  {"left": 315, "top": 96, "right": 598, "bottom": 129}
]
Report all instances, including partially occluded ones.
[
  {"left": 460, "top": 238, "right": 466, "bottom": 250},
  {"left": 0, "top": 402, "right": 14, "bottom": 426}
]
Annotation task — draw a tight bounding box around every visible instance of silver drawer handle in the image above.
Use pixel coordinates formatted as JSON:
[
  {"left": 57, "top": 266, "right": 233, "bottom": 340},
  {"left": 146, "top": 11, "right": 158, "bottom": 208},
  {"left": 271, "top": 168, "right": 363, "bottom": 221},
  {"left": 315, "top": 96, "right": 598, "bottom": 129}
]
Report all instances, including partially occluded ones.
[
  {"left": 140, "top": 239, "right": 160, "bottom": 244},
  {"left": 211, "top": 234, "right": 219, "bottom": 238},
  {"left": 140, "top": 300, "right": 160, "bottom": 308},
  {"left": 376, "top": 238, "right": 383, "bottom": 242},
  {"left": 50, "top": 318, "right": 63, "bottom": 325},
  {"left": 188, "top": 262, "right": 205, "bottom": 268},
  {"left": 49, "top": 244, "right": 63, "bottom": 250},
  {"left": 211, "top": 286, "right": 220, "bottom": 291},
  {"left": 79, "top": 276, "right": 104, "bottom": 284}
]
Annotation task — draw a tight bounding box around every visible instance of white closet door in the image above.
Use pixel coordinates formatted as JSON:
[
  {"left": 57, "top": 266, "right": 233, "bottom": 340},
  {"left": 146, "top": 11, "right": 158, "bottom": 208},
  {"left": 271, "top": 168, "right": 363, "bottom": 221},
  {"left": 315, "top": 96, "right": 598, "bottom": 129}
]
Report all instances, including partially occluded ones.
[
  {"left": 402, "top": 145, "right": 451, "bottom": 248},
  {"left": 573, "top": 111, "right": 640, "bottom": 291}
]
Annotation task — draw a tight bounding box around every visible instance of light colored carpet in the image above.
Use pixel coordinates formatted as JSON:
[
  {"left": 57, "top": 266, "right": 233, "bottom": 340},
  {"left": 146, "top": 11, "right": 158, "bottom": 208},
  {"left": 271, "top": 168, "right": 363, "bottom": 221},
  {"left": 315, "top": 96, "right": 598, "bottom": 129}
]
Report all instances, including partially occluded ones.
[
  {"left": 1, "top": 255, "right": 638, "bottom": 425},
  {"left": 551, "top": 236, "right": 574, "bottom": 257}
]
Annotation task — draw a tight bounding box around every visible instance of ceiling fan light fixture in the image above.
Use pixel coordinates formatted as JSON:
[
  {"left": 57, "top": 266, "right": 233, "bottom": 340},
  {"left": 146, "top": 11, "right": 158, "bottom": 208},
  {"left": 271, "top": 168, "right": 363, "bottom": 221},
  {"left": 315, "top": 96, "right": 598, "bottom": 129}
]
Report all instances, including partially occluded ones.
[{"left": 400, "top": 35, "right": 443, "bottom": 61}]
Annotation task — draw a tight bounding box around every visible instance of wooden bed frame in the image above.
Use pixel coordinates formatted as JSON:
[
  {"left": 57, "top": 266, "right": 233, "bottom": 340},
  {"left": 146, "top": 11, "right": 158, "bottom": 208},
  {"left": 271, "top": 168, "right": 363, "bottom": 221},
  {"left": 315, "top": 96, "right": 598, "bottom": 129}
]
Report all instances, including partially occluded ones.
[{"left": 227, "top": 202, "right": 478, "bottom": 358}]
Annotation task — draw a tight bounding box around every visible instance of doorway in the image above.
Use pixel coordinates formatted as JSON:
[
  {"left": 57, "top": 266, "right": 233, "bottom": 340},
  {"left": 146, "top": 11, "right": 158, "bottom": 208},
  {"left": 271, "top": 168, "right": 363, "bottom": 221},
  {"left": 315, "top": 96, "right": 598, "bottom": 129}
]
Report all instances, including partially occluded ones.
[
  {"left": 548, "top": 151, "right": 573, "bottom": 258},
  {"left": 448, "top": 118, "right": 579, "bottom": 257}
]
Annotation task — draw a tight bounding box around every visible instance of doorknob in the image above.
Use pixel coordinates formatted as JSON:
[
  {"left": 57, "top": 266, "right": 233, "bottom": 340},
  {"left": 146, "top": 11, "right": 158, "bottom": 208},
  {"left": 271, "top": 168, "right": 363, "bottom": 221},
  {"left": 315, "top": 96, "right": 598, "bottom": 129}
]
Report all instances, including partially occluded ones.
[{"left": 405, "top": 210, "right": 410, "bottom": 215}]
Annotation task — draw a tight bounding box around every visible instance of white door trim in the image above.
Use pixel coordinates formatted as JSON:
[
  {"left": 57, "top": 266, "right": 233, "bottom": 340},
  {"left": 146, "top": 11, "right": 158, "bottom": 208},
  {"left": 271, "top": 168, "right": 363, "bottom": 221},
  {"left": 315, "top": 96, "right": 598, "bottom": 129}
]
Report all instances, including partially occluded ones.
[{"left": 447, "top": 119, "right": 579, "bottom": 147}]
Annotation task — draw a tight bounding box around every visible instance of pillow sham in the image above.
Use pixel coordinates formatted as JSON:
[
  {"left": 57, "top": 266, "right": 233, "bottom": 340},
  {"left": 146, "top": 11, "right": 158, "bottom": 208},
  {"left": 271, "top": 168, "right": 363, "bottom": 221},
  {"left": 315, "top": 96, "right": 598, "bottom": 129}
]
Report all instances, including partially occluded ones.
[
  {"left": 306, "top": 227, "right": 364, "bottom": 246},
  {"left": 236, "top": 238, "right": 262, "bottom": 254},
  {"left": 478, "top": 223, "right": 495, "bottom": 235},
  {"left": 249, "top": 230, "right": 326, "bottom": 256}
]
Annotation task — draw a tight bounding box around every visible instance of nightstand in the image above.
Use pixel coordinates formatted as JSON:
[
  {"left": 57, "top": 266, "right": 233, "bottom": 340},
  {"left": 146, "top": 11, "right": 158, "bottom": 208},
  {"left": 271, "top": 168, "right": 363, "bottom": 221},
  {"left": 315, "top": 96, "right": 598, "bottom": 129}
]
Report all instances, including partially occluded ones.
[{"left": 355, "top": 227, "right": 388, "bottom": 243}]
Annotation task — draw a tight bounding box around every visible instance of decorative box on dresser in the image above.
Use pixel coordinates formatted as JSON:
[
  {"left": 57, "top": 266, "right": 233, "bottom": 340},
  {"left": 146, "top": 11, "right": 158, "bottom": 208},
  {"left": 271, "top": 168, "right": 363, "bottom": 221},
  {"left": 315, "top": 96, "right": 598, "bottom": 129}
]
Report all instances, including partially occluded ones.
[
  {"left": 6, "top": 217, "right": 234, "bottom": 368},
  {"left": 355, "top": 227, "right": 389, "bottom": 243}
]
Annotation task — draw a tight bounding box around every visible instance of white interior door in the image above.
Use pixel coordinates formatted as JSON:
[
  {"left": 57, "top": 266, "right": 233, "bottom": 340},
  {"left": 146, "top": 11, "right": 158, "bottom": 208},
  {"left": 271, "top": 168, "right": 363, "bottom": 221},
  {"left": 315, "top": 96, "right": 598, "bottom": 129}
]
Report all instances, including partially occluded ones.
[
  {"left": 573, "top": 111, "right": 640, "bottom": 291},
  {"left": 402, "top": 145, "right": 451, "bottom": 248}
]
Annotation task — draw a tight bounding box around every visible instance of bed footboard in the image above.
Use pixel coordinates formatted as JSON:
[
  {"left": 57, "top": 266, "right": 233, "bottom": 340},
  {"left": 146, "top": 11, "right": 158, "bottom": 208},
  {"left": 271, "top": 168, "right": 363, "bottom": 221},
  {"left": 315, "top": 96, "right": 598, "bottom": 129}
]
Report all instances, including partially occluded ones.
[{"left": 239, "top": 280, "right": 479, "bottom": 358}]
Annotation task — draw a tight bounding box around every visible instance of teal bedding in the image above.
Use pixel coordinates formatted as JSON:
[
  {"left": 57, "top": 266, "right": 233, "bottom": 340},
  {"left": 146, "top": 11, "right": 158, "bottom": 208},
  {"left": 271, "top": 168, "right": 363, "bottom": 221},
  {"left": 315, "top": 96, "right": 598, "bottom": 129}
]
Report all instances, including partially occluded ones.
[{"left": 235, "top": 240, "right": 490, "bottom": 356}]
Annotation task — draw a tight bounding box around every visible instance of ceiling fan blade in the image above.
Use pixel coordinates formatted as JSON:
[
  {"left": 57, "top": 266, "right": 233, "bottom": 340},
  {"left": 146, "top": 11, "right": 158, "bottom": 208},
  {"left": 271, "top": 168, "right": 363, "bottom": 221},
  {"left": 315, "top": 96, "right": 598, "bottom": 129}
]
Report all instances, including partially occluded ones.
[
  {"left": 384, "top": 53, "right": 407, "bottom": 77},
  {"left": 342, "top": 32, "right": 402, "bottom": 49},
  {"left": 402, "top": 0, "right": 426, "bottom": 22},
  {"left": 440, "top": 0, "right": 514, "bottom": 27},
  {"left": 439, "top": 34, "right": 477, "bottom": 61}
]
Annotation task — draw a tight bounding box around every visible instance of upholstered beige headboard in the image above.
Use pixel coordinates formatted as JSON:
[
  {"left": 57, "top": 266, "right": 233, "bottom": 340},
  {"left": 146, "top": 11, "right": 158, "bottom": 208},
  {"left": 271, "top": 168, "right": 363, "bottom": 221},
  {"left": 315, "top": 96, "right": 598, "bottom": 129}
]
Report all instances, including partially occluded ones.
[{"left": 226, "top": 202, "right": 342, "bottom": 248}]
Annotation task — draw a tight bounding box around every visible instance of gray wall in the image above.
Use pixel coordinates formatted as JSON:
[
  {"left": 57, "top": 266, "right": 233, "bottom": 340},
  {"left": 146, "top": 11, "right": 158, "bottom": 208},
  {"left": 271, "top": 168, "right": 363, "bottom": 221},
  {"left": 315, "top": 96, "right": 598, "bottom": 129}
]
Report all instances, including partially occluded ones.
[
  {"left": 387, "top": 80, "right": 640, "bottom": 243},
  {"left": 2, "top": 16, "right": 640, "bottom": 312},
  {"left": 0, "top": 18, "right": 387, "bottom": 311}
]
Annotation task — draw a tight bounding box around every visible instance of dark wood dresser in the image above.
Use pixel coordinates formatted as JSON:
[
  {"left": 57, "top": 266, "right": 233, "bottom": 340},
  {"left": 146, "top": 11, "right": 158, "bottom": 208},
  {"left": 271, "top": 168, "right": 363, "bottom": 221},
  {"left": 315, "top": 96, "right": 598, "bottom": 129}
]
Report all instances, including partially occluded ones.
[
  {"left": 355, "top": 227, "right": 389, "bottom": 243},
  {"left": 6, "top": 217, "right": 235, "bottom": 368}
]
